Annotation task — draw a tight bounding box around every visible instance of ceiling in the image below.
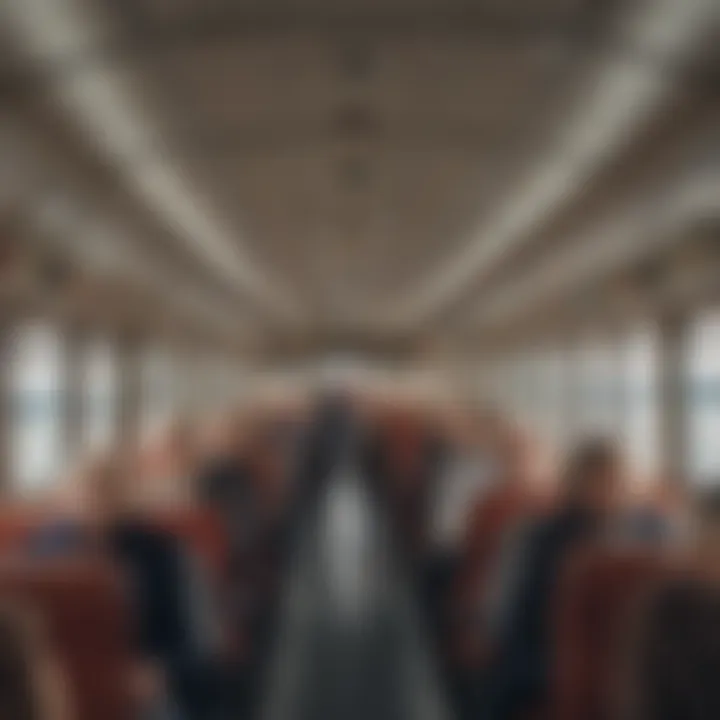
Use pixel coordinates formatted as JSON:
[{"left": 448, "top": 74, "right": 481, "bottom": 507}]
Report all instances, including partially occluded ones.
[{"left": 0, "top": 0, "right": 717, "bottom": 360}]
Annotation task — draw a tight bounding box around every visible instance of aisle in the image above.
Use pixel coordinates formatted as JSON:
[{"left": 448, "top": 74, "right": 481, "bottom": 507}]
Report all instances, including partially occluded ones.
[{"left": 260, "top": 464, "right": 451, "bottom": 720}]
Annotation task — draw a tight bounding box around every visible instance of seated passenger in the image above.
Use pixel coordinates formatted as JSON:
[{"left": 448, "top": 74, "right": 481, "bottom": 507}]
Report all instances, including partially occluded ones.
[
  {"left": 484, "top": 438, "right": 625, "bottom": 720},
  {"left": 27, "top": 453, "right": 226, "bottom": 720},
  {"left": 385, "top": 413, "right": 448, "bottom": 565},
  {"left": 195, "top": 413, "right": 258, "bottom": 552},
  {"left": 296, "top": 391, "right": 356, "bottom": 504},
  {"left": 424, "top": 408, "right": 499, "bottom": 633},
  {"left": 450, "top": 426, "right": 550, "bottom": 635},
  {"left": 446, "top": 430, "right": 551, "bottom": 716},
  {"left": 139, "top": 420, "right": 199, "bottom": 510},
  {"left": 619, "top": 481, "right": 690, "bottom": 546},
  {"left": 0, "top": 603, "right": 72, "bottom": 720},
  {"left": 194, "top": 411, "right": 285, "bottom": 710},
  {"left": 616, "top": 485, "right": 720, "bottom": 720}
]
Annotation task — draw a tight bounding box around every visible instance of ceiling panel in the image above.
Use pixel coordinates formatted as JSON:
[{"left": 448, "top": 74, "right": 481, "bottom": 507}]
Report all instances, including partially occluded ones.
[{"left": 124, "top": 27, "right": 586, "bottom": 328}]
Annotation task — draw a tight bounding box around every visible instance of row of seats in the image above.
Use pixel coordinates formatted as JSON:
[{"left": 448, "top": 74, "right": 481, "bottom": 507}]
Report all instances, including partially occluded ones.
[
  {"left": 2, "top": 390, "right": 716, "bottom": 720},
  {"left": 0, "top": 402, "right": 307, "bottom": 720},
  {"left": 0, "top": 560, "right": 130, "bottom": 720},
  {"left": 363, "top": 399, "right": 720, "bottom": 720}
]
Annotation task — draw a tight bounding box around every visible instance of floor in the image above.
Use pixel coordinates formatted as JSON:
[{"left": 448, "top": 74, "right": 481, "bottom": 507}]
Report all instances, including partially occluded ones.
[{"left": 260, "top": 461, "right": 452, "bottom": 720}]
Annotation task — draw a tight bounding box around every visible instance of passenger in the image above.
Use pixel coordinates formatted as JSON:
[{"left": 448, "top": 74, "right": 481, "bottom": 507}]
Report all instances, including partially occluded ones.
[
  {"left": 195, "top": 411, "right": 294, "bottom": 716},
  {"left": 248, "top": 427, "right": 294, "bottom": 585},
  {"left": 383, "top": 411, "right": 448, "bottom": 565},
  {"left": 195, "top": 412, "right": 257, "bottom": 548},
  {"left": 139, "top": 420, "right": 198, "bottom": 510},
  {"left": 483, "top": 438, "right": 625, "bottom": 720},
  {"left": 0, "top": 604, "right": 72, "bottom": 720},
  {"left": 446, "top": 427, "right": 550, "bottom": 717},
  {"left": 424, "top": 408, "right": 499, "bottom": 636},
  {"left": 620, "top": 481, "right": 690, "bottom": 546},
  {"left": 195, "top": 411, "right": 260, "bottom": 586},
  {"left": 26, "top": 453, "right": 227, "bottom": 720},
  {"left": 616, "top": 485, "right": 720, "bottom": 720},
  {"left": 450, "top": 425, "right": 549, "bottom": 633},
  {"left": 477, "top": 442, "right": 556, "bottom": 654},
  {"left": 296, "top": 391, "right": 355, "bottom": 504}
]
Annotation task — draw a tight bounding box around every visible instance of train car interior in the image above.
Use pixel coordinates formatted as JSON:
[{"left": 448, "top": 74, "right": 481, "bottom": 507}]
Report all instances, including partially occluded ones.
[{"left": 0, "top": 0, "right": 718, "bottom": 718}]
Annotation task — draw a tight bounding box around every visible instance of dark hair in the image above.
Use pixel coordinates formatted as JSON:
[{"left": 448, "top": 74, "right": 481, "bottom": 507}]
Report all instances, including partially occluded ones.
[
  {"left": 563, "top": 438, "right": 621, "bottom": 500},
  {"left": 0, "top": 609, "right": 41, "bottom": 720}
]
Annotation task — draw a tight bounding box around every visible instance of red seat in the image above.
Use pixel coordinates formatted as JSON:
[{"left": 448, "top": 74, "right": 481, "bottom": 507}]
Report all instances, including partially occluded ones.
[
  {"left": 379, "top": 412, "right": 443, "bottom": 557},
  {"left": 0, "top": 560, "right": 131, "bottom": 720},
  {"left": 0, "top": 508, "right": 49, "bottom": 554},
  {"left": 447, "top": 485, "right": 545, "bottom": 667},
  {"left": 549, "top": 548, "right": 676, "bottom": 720}
]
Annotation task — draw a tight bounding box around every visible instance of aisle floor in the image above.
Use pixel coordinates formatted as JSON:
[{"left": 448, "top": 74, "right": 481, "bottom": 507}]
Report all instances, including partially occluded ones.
[{"left": 260, "top": 469, "right": 451, "bottom": 720}]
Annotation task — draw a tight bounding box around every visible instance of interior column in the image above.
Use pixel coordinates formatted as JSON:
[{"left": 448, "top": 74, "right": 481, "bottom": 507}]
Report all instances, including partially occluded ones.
[
  {"left": 0, "top": 317, "right": 11, "bottom": 492},
  {"left": 117, "top": 331, "right": 143, "bottom": 451},
  {"left": 62, "top": 322, "right": 88, "bottom": 470},
  {"left": 658, "top": 311, "right": 691, "bottom": 482}
]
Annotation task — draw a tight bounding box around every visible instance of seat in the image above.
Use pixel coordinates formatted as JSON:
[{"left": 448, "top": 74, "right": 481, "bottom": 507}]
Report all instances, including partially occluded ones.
[
  {"left": 0, "top": 507, "right": 49, "bottom": 555},
  {"left": 447, "top": 485, "right": 543, "bottom": 668},
  {"left": 153, "top": 508, "right": 255, "bottom": 662},
  {"left": 380, "top": 412, "right": 444, "bottom": 558},
  {"left": 548, "top": 548, "right": 675, "bottom": 720},
  {"left": 0, "top": 559, "right": 131, "bottom": 720},
  {"left": 616, "top": 562, "right": 720, "bottom": 720}
]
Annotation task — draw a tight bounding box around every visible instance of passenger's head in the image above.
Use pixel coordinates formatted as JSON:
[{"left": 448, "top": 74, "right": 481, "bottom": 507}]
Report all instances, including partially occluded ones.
[
  {"left": 78, "top": 451, "right": 132, "bottom": 528},
  {"left": 137, "top": 419, "right": 198, "bottom": 508},
  {"left": 160, "top": 418, "right": 196, "bottom": 469},
  {"left": 498, "top": 427, "right": 547, "bottom": 489},
  {"left": 199, "top": 410, "right": 247, "bottom": 461},
  {"left": 561, "top": 438, "right": 625, "bottom": 515},
  {"left": 50, "top": 465, "right": 87, "bottom": 517}
]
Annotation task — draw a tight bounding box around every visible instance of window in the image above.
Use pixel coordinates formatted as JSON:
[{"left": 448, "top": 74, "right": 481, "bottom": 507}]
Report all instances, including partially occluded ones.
[
  {"left": 575, "top": 338, "right": 622, "bottom": 438},
  {"left": 489, "top": 357, "right": 514, "bottom": 413},
  {"left": 623, "top": 326, "right": 660, "bottom": 477},
  {"left": 535, "top": 349, "right": 567, "bottom": 451},
  {"left": 512, "top": 354, "right": 537, "bottom": 427},
  {"left": 688, "top": 310, "right": 720, "bottom": 484},
  {"left": 9, "top": 323, "right": 65, "bottom": 491},
  {"left": 525, "top": 351, "right": 549, "bottom": 433},
  {"left": 140, "top": 347, "right": 175, "bottom": 441},
  {"left": 83, "top": 338, "right": 117, "bottom": 453}
]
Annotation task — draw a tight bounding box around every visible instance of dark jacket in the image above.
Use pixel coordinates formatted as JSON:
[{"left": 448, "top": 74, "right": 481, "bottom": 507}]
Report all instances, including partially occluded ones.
[
  {"left": 489, "top": 507, "right": 602, "bottom": 717},
  {"left": 197, "top": 457, "right": 259, "bottom": 558}
]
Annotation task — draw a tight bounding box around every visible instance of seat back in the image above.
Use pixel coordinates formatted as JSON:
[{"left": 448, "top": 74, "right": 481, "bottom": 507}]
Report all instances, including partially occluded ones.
[
  {"left": 446, "top": 486, "right": 544, "bottom": 667},
  {"left": 0, "top": 508, "right": 49, "bottom": 555},
  {"left": 621, "top": 564, "right": 720, "bottom": 720},
  {"left": 550, "top": 548, "right": 673, "bottom": 720},
  {"left": 453, "top": 485, "right": 538, "bottom": 609},
  {"left": 0, "top": 560, "right": 131, "bottom": 720},
  {"left": 381, "top": 412, "right": 428, "bottom": 487}
]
